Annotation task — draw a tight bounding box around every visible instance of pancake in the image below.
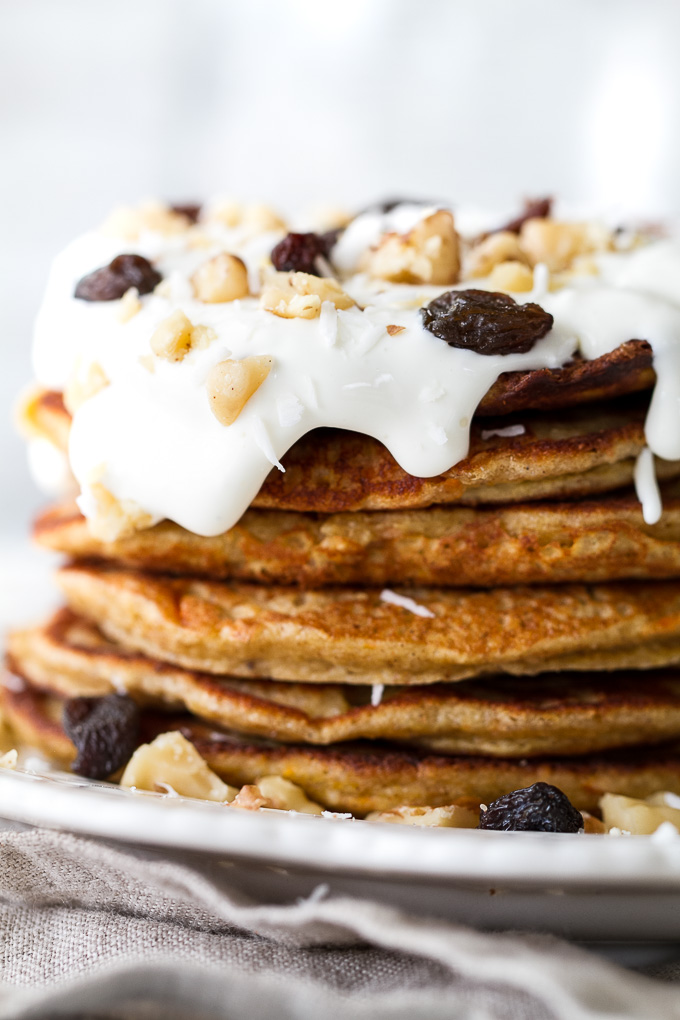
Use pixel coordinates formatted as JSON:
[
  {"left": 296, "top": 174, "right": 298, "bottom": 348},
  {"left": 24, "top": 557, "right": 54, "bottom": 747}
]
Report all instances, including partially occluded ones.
[
  {"left": 56, "top": 564, "right": 680, "bottom": 686},
  {"left": 35, "top": 484, "right": 680, "bottom": 587},
  {"left": 24, "top": 389, "right": 680, "bottom": 512},
  {"left": 10, "top": 609, "right": 680, "bottom": 756},
  {"left": 4, "top": 680, "right": 680, "bottom": 815}
]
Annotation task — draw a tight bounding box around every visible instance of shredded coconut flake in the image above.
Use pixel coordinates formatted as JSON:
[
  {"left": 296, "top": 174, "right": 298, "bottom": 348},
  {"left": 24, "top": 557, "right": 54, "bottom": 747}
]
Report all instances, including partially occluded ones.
[
  {"left": 299, "top": 374, "right": 318, "bottom": 410},
  {"left": 427, "top": 423, "right": 448, "bottom": 446},
  {"left": 419, "top": 382, "right": 445, "bottom": 403},
  {"left": 374, "top": 373, "right": 394, "bottom": 386},
  {"left": 371, "top": 684, "right": 385, "bottom": 707},
  {"left": 252, "top": 417, "right": 285, "bottom": 472},
  {"left": 664, "top": 792, "right": 680, "bottom": 810},
  {"left": 276, "top": 392, "right": 305, "bottom": 428},
  {"left": 296, "top": 882, "right": 330, "bottom": 906},
  {"left": 651, "top": 820, "right": 680, "bottom": 842},
  {"left": 343, "top": 381, "right": 372, "bottom": 390},
  {"left": 481, "top": 424, "right": 526, "bottom": 440},
  {"left": 318, "top": 300, "right": 338, "bottom": 346},
  {"left": 531, "top": 262, "right": 550, "bottom": 299},
  {"left": 380, "top": 589, "right": 435, "bottom": 618},
  {"left": 0, "top": 674, "right": 25, "bottom": 692},
  {"left": 321, "top": 810, "right": 353, "bottom": 820}
]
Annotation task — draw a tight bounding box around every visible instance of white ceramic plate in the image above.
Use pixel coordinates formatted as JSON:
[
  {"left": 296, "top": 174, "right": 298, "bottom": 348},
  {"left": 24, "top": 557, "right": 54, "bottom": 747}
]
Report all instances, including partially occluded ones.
[{"left": 2, "top": 765, "right": 680, "bottom": 943}]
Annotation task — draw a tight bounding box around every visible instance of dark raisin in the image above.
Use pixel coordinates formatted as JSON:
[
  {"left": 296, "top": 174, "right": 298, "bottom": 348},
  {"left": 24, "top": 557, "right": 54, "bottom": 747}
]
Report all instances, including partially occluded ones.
[
  {"left": 478, "top": 782, "right": 583, "bottom": 833},
  {"left": 63, "top": 694, "right": 140, "bottom": 779},
  {"left": 74, "top": 254, "right": 162, "bottom": 301},
  {"left": 170, "top": 202, "right": 202, "bottom": 224},
  {"left": 420, "top": 289, "right": 553, "bottom": 356},
  {"left": 495, "top": 197, "right": 553, "bottom": 235},
  {"left": 271, "top": 232, "right": 334, "bottom": 276},
  {"left": 360, "top": 197, "right": 439, "bottom": 215}
]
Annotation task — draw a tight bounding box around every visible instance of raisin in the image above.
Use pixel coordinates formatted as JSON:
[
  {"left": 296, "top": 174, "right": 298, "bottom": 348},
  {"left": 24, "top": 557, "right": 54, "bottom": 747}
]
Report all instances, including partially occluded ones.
[
  {"left": 170, "top": 202, "right": 202, "bottom": 224},
  {"left": 361, "top": 197, "right": 438, "bottom": 215},
  {"left": 74, "top": 254, "right": 162, "bottom": 301},
  {"left": 478, "top": 782, "right": 583, "bottom": 833},
  {"left": 63, "top": 694, "right": 140, "bottom": 780},
  {"left": 495, "top": 197, "right": 553, "bottom": 235},
  {"left": 420, "top": 289, "right": 553, "bottom": 356},
  {"left": 271, "top": 232, "right": 334, "bottom": 276}
]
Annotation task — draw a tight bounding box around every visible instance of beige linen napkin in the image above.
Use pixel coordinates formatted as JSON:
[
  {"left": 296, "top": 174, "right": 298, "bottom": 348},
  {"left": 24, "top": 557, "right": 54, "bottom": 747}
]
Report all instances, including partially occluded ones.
[{"left": 0, "top": 826, "right": 679, "bottom": 1020}]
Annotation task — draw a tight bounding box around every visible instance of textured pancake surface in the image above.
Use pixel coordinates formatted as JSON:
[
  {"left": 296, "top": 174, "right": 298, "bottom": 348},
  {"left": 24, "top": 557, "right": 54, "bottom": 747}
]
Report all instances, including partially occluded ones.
[
  {"left": 9, "top": 609, "right": 680, "bottom": 756},
  {"left": 4, "top": 680, "right": 680, "bottom": 815},
  {"left": 25, "top": 390, "right": 680, "bottom": 512},
  {"left": 36, "top": 485, "right": 680, "bottom": 587},
  {"left": 56, "top": 565, "right": 680, "bottom": 685}
]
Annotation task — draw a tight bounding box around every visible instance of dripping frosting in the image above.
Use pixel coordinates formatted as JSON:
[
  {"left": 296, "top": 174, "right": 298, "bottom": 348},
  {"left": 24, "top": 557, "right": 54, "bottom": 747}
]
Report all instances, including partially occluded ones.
[{"left": 31, "top": 203, "right": 680, "bottom": 537}]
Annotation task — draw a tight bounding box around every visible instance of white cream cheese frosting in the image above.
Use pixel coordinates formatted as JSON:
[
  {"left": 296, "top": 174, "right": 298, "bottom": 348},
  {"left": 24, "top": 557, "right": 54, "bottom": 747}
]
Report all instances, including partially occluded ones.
[{"left": 31, "top": 203, "right": 680, "bottom": 536}]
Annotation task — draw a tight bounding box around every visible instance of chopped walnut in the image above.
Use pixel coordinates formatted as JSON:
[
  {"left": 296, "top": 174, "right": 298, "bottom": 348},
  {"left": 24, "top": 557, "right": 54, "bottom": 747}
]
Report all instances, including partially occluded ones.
[
  {"left": 101, "top": 200, "right": 192, "bottom": 241},
  {"left": 206, "top": 355, "right": 273, "bottom": 426},
  {"left": 150, "top": 310, "right": 216, "bottom": 362},
  {"left": 230, "top": 785, "right": 273, "bottom": 811},
  {"left": 86, "top": 481, "right": 157, "bottom": 542},
  {"left": 63, "top": 362, "right": 110, "bottom": 415},
  {"left": 366, "top": 803, "right": 479, "bottom": 828},
  {"left": 519, "top": 218, "right": 613, "bottom": 272},
  {"left": 256, "top": 776, "right": 324, "bottom": 814},
  {"left": 581, "top": 812, "right": 607, "bottom": 835},
  {"left": 600, "top": 791, "right": 680, "bottom": 835},
  {"left": 386, "top": 324, "right": 406, "bottom": 336},
  {"left": 117, "top": 287, "right": 142, "bottom": 323},
  {"left": 0, "top": 749, "right": 17, "bottom": 770},
  {"left": 120, "top": 731, "right": 238, "bottom": 802},
  {"left": 207, "top": 199, "right": 286, "bottom": 235},
  {"left": 361, "top": 209, "right": 460, "bottom": 286},
  {"left": 261, "top": 271, "right": 354, "bottom": 319},
  {"left": 191, "top": 253, "right": 250, "bottom": 303},
  {"left": 486, "top": 260, "right": 535, "bottom": 293},
  {"left": 463, "top": 231, "right": 529, "bottom": 279}
]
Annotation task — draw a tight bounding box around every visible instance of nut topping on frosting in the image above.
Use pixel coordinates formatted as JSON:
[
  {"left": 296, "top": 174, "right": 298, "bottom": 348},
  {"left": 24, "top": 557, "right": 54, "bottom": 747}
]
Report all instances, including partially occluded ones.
[
  {"left": 74, "top": 254, "right": 162, "bottom": 302},
  {"left": 101, "top": 201, "right": 193, "bottom": 240},
  {"left": 420, "top": 289, "right": 553, "bottom": 355},
  {"left": 191, "top": 253, "right": 250, "bottom": 303},
  {"left": 463, "top": 231, "right": 530, "bottom": 280},
  {"left": 63, "top": 361, "right": 110, "bottom": 414},
  {"left": 361, "top": 209, "right": 460, "bottom": 285},
  {"left": 206, "top": 355, "right": 273, "bottom": 426},
  {"left": 261, "top": 272, "right": 355, "bottom": 319},
  {"left": 150, "top": 310, "right": 215, "bottom": 362},
  {"left": 519, "top": 218, "right": 613, "bottom": 272}
]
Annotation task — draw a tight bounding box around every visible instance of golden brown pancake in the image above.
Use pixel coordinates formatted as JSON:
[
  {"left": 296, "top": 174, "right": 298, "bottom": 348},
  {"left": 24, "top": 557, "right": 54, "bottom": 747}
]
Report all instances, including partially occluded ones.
[
  {"left": 10, "top": 609, "right": 680, "bottom": 756},
  {"left": 4, "top": 680, "right": 680, "bottom": 815},
  {"left": 56, "top": 564, "right": 680, "bottom": 686},
  {"left": 35, "top": 484, "right": 680, "bottom": 587},
  {"left": 24, "top": 389, "right": 680, "bottom": 511}
]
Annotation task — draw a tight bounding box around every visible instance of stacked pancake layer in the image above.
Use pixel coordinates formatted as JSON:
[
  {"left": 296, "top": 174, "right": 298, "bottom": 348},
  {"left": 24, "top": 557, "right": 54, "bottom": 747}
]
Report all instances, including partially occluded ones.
[{"left": 9, "top": 198, "right": 680, "bottom": 817}]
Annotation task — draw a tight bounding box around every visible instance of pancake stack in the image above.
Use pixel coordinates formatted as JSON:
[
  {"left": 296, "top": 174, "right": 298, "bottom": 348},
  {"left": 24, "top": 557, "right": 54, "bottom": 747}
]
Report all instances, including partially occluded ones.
[{"left": 7, "top": 199, "right": 680, "bottom": 817}]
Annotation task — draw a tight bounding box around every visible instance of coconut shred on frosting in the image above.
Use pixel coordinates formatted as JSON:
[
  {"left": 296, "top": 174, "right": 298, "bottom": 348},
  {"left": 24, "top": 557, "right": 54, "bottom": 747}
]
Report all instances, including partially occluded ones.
[{"left": 30, "top": 199, "right": 680, "bottom": 538}]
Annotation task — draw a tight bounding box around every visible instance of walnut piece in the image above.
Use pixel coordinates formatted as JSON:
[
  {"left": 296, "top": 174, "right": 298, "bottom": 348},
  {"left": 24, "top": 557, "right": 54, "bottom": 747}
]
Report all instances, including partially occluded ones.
[
  {"left": 361, "top": 209, "right": 460, "bottom": 286},
  {"left": 150, "top": 310, "right": 216, "bottom": 362},
  {"left": 261, "top": 271, "right": 354, "bottom": 319},
  {"left": 463, "top": 231, "right": 529, "bottom": 279},
  {"left": 192, "top": 253, "right": 250, "bottom": 303},
  {"left": 207, "top": 200, "right": 286, "bottom": 235},
  {"left": 486, "top": 260, "right": 535, "bottom": 293},
  {"left": 600, "top": 791, "right": 680, "bottom": 835},
  {"left": 519, "top": 218, "right": 613, "bottom": 272},
  {"left": 366, "top": 803, "right": 479, "bottom": 828},
  {"left": 255, "top": 776, "right": 324, "bottom": 814},
  {"left": 102, "top": 201, "right": 192, "bottom": 241},
  {"left": 63, "top": 362, "right": 110, "bottom": 415},
  {"left": 120, "top": 731, "right": 238, "bottom": 802},
  {"left": 86, "top": 482, "right": 157, "bottom": 542},
  {"left": 206, "top": 355, "right": 273, "bottom": 426},
  {"left": 117, "top": 287, "right": 142, "bottom": 323}
]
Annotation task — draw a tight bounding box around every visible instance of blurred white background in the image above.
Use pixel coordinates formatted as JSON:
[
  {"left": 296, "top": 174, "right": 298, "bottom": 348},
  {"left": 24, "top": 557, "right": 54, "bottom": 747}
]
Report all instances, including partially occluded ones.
[{"left": 2, "top": 0, "right": 680, "bottom": 541}]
